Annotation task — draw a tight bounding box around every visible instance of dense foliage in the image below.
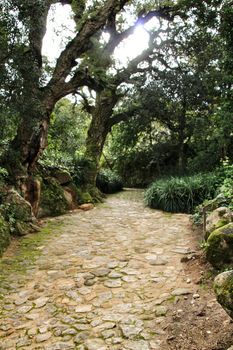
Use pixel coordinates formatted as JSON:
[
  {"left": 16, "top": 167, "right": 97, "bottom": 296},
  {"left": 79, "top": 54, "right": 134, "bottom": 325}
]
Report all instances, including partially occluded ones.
[
  {"left": 144, "top": 173, "right": 219, "bottom": 213},
  {"left": 145, "top": 158, "right": 233, "bottom": 214},
  {"left": 40, "top": 99, "right": 90, "bottom": 168},
  {"left": 216, "top": 159, "right": 233, "bottom": 210},
  {"left": 96, "top": 169, "right": 123, "bottom": 194}
]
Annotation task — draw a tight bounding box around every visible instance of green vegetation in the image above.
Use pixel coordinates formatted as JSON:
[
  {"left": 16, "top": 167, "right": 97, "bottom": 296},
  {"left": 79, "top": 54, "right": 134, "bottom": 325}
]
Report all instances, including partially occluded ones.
[
  {"left": 214, "top": 271, "right": 233, "bottom": 319},
  {"left": 0, "top": 214, "right": 10, "bottom": 256},
  {"left": 0, "top": 220, "right": 63, "bottom": 287},
  {"left": 40, "top": 99, "right": 90, "bottom": 169},
  {"left": 40, "top": 178, "right": 69, "bottom": 217},
  {"left": 73, "top": 157, "right": 123, "bottom": 198},
  {"left": 72, "top": 156, "right": 96, "bottom": 188},
  {"left": 96, "top": 169, "right": 123, "bottom": 194},
  {"left": 144, "top": 173, "right": 218, "bottom": 213},
  {"left": 205, "top": 223, "right": 233, "bottom": 268},
  {"left": 216, "top": 160, "right": 233, "bottom": 210}
]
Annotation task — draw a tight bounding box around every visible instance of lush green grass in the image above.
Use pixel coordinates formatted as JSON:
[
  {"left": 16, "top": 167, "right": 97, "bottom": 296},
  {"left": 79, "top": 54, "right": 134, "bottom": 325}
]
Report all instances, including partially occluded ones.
[
  {"left": 144, "top": 173, "right": 218, "bottom": 213},
  {"left": 96, "top": 169, "right": 123, "bottom": 194}
]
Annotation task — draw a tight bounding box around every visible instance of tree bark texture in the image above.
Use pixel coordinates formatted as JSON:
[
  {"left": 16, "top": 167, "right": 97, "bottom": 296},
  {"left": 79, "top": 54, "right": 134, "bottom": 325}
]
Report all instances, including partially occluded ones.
[{"left": 84, "top": 91, "right": 118, "bottom": 187}]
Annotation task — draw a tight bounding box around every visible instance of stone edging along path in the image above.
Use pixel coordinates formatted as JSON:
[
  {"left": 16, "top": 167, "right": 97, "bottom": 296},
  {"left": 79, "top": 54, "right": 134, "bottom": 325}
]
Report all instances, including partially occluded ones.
[{"left": 0, "top": 190, "right": 226, "bottom": 350}]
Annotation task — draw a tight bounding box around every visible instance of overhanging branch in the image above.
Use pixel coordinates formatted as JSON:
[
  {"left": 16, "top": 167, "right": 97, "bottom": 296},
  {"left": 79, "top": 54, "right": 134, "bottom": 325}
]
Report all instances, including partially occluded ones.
[
  {"left": 107, "top": 105, "right": 139, "bottom": 129},
  {"left": 104, "top": 5, "right": 179, "bottom": 56},
  {"left": 47, "top": 0, "right": 129, "bottom": 89}
]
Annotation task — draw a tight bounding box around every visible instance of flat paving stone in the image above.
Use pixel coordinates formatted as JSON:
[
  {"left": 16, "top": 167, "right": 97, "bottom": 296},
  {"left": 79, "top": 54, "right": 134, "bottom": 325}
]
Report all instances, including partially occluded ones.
[
  {"left": 35, "top": 332, "right": 52, "bottom": 342},
  {"left": 75, "top": 305, "right": 93, "bottom": 313},
  {"left": 85, "top": 338, "right": 107, "bottom": 350},
  {"left": 34, "top": 297, "right": 50, "bottom": 308},
  {"left": 104, "top": 279, "right": 122, "bottom": 288},
  {"left": 17, "top": 305, "right": 33, "bottom": 314},
  {"left": 171, "top": 288, "right": 193, "bottom": 296}
]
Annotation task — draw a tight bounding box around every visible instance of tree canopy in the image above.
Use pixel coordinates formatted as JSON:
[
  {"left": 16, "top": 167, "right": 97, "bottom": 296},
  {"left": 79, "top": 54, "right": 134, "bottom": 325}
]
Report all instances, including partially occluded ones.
[{"left": 0, "top": 0, "right": 232, "bottom": 191}]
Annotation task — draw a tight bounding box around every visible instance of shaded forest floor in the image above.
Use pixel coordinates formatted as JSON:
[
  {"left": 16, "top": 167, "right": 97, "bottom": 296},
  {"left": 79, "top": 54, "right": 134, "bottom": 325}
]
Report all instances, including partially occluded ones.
[{"left": 0, "top": 190, "right": 232, "bottom": 350}]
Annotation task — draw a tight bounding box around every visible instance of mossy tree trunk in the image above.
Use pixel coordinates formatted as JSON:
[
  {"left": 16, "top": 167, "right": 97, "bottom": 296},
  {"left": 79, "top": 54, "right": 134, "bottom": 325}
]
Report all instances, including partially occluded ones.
[
  {"left": 84, "top": 90, "right": 118, "bottom": 188},
  {"left": 5, "top": 97, "right": 52, "bottom": 180}
]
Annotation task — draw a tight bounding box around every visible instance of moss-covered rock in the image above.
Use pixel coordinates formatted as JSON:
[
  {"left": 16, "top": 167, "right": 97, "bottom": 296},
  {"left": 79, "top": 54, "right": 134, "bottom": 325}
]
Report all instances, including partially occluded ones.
[
  {"left": 206, "top": 207, "right": 232, "bottom": 238},
  {"left": 206, "top": 223, "right": 233, "bottom": 268},
  {"left": 88, "top": 186, "right": 104, "bottom": 203},
  {"left": 0, "top": 214, "right": 10, "bottom": 256},
  {"left": 5, "top": 189, "right": 33, "bottom": 222},
  {"left": 203, "top": 194, "right": 228, "bottom": 212},
  {"left": 214, "top": 270, "right": 233, "bottom": 319},
  {"left": 1, "top": 188, "right": 36, "bottom": 236},
  {"left": 15, "top": 221, "right": 32, "bottom": 236},
  {"left": 63, "top": 182, "right": 79, "bottom": 209},
  {"left": 49, "top": 168, "right": 72, "bottom": 185},
  {"left": 76, "top": 188, "right": 93, "bottom": 204},
  {"left": 38, "top": 177, "right": 69, "bottom": 217}
]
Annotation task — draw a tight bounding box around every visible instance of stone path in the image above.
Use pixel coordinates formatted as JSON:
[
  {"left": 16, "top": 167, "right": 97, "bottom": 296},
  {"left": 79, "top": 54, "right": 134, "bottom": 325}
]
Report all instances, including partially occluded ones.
[{"left": 0, "top": 190, "right": 199, "bottom": 350}]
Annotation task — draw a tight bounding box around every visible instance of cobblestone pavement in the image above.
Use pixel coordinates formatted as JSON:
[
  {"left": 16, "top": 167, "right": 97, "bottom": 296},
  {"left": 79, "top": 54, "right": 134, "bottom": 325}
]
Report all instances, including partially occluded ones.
[{"left": 0, "top": 190, "right": 199, "bottom": 350}]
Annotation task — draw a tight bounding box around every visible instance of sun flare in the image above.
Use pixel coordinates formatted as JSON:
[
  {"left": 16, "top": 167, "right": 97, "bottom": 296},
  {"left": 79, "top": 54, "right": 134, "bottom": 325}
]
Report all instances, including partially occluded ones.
[
  {"left": 42, "top": 5, "right": 150, "bottom": 66},
  {"left": 114, "top": 25, "right": 149, "bottom": 65}
]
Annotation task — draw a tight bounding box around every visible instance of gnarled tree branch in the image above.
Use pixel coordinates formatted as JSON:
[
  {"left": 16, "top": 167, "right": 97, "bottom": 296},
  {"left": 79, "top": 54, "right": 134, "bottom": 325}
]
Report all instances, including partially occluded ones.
[{"left": 47, "top": 0, "right": 129, "bottom": 90}]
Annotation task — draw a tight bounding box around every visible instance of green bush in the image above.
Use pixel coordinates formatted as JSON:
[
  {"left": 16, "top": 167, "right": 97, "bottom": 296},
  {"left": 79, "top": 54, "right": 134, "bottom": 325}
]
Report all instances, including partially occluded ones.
[
  {"left": 144, "top": 173, "right": 218, "bottom": 213},
  {"left": 220, "top": 178, "right": 233, "bottom": 210},
  {"left": 72, "top": 156, "right": 95, "bottom": 187},
  {"left": 96, "top": 169, "right": 123, "bottom": 194},
  {"left": 216, "top": 159, "right": 233, "bottom": 210}
]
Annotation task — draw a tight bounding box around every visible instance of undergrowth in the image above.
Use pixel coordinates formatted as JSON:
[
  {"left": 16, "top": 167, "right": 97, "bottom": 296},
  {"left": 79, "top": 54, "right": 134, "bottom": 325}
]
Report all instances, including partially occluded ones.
[
  {"left": 96, "top": 169, "right": 123, "bottom": 194},
  {"left": 144, "top": 173, "right": 218, "bottom": 213}
]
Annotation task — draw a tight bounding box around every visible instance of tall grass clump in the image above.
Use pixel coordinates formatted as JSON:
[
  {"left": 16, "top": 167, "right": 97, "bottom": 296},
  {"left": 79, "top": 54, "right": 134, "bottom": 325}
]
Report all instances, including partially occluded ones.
[
  {"left": 144, "top": 173, "right": 218, "bottom": 213},
  {"left": 96, "top": 169, "right": 123, "bottom": 194}
]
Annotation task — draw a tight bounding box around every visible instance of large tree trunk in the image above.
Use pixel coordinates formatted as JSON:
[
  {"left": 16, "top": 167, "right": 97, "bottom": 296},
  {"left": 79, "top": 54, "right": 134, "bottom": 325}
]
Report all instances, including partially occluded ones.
[
  {"left": 1, "top": 89, "right": 57, "bottom": 216},
  {"left": 84, "top": 115, "right": 109, "bottom": 188},
  {"left": 178, "top": 140, "right": 185, "bottom": 175},
  {"left": 84, "top": 91, "right": 117, "bottom": 188},
  {"left": 3, "top": 92, "right": 55, "bottom": 181}
]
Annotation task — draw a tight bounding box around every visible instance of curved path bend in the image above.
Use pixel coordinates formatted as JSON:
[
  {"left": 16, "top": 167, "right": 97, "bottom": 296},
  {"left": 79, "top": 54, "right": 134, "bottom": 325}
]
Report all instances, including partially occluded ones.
[{"left": 0, "top": 190, "right": 199, "bottom": 350}]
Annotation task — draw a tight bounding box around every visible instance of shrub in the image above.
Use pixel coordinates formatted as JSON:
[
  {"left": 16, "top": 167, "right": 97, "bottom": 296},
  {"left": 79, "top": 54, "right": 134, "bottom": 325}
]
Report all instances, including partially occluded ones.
[
  {"left": 144, "top": 173, "right": 218, "bottom": 213},
  {"left": 216, "top": 158, "right": 233, "bottom": 210},
  {"left": 220, "top": 177, "right": 233, "bottom": 210},
  {"left": 96, "top": 169, "right": 123, "bottom": 194},
  {"left": 72, "top": 156, "right": 95, "bottom": 187}
]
